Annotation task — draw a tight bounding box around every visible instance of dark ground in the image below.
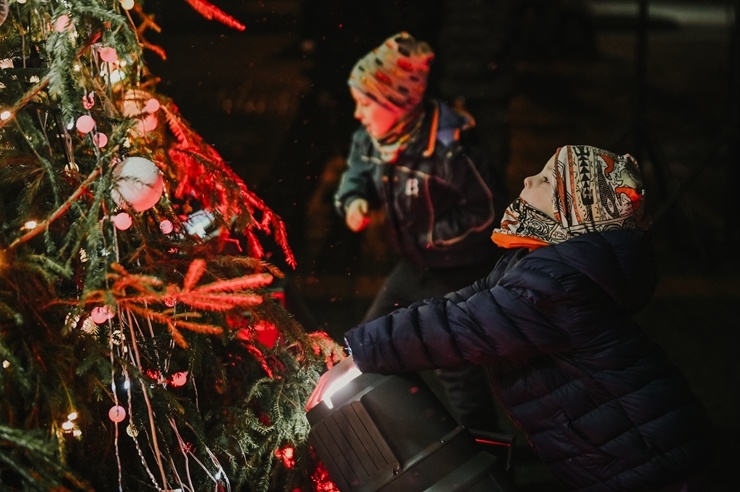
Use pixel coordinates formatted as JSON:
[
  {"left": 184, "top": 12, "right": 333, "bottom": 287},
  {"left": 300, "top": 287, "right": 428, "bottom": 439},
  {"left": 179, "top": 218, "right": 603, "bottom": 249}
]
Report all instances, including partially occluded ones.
[{"left": 145, "top": 1, "right": 739, "bottom": 489}]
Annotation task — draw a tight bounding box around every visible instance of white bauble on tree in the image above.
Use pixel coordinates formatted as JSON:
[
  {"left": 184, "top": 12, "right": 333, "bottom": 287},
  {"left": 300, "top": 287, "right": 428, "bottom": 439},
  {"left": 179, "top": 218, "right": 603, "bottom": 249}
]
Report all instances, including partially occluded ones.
[{"left": 111, "top": 156, "right": 164, "bottom": 212}]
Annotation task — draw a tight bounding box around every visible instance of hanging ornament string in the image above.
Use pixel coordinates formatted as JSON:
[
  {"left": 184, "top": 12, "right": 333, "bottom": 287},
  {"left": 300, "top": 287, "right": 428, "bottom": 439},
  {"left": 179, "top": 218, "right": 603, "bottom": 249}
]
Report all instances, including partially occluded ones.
[{"left": 123, "top": 308, "right": 169, "bottom": 490}]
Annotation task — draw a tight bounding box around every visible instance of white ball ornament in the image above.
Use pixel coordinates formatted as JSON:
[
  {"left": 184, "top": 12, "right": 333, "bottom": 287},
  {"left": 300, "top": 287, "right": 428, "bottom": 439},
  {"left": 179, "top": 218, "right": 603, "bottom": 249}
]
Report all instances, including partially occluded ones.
[{"left": 111, "top": 157, "right": 164, "bottom": 212}]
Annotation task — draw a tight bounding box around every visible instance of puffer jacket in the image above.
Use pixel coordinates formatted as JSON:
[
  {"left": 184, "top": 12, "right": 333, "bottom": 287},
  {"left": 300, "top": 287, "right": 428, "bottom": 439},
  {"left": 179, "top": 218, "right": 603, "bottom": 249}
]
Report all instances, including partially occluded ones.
[
  {"left": 344, "top": 231, "right": 712, "bottom": 491},
  {"left": 333, "top": 98, "right": 507, "bottom": 269}
]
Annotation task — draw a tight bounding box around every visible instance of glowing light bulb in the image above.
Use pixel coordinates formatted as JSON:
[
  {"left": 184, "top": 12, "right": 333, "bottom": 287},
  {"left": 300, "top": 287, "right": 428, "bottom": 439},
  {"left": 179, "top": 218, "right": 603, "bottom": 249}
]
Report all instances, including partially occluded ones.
[
  {"left": 24, "top": 220, "right": 37, "bottom": 229},
  {"left": 0, "top": 110, "right": 12, "bottom": 121},
  {"left": 67, "top": 412, "right": 78, "bottom": 421},
  {"left": 62, "top": 420, "right": 74, "bottom": 431},
  {"left": 2, "top": 360, "right": 9, "bottom": 369}
]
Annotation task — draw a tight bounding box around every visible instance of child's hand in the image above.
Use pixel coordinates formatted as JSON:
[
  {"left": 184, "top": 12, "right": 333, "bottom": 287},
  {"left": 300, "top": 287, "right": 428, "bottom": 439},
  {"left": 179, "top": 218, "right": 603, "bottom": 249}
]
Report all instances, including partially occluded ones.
[
  {"left": 305, "top": 355, "right": 362, "bottom": 411},
  {"left": 345, "top": 199, "right": 370, "bottom": 232}
]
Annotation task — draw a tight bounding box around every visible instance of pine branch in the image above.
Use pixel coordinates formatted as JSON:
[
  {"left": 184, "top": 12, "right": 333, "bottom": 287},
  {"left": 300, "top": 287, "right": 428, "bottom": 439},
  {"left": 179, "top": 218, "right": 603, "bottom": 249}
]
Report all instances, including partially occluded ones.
[{"left": 7, "top": 167, "right": 102, "bottom": 252}]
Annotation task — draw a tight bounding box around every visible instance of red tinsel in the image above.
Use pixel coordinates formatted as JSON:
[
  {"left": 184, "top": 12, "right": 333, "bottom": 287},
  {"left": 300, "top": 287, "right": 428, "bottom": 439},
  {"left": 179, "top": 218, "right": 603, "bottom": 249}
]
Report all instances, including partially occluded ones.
[
  {"left": 181, "top": 0, "right": 246, "bottom": 31},
  {"left": 159, "top": 102, "right": 296, "bottom": 268}
]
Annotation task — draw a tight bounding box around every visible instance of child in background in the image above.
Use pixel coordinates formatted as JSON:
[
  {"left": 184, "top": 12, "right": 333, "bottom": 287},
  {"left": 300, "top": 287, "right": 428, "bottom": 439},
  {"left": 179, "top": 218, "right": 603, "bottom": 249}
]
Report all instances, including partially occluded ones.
[{"left": 333, "top": 32, "right": 509, "bottom": 432}]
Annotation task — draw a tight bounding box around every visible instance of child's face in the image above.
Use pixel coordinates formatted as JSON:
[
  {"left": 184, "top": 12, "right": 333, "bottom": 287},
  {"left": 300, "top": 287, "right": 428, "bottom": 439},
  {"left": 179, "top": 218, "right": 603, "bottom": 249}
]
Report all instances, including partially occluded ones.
[
  {"left": 350, "top": 87, "right": 403, "bottom": 139},
  {"left": 520, "top": 154, "right": 557, "bottom": 219}
]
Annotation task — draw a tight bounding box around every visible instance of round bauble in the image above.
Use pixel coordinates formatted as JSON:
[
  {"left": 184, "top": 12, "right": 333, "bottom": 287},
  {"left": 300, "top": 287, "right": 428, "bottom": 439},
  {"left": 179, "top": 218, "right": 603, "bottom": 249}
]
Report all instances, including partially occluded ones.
[
  {"left": 91, "top": 306, "right": 114, "bottom": 324},
  {"left": 75, "top": 115, "right": 95, "bottom": 134},
  {"left": 111, "top": 211, "right": 132, "bottom": 230},
  {"left": 111, "top": 157, "right": 164, "bottom": 212},
  {"left": 108, "top": 405, "right": 126, "bottom": 423}
]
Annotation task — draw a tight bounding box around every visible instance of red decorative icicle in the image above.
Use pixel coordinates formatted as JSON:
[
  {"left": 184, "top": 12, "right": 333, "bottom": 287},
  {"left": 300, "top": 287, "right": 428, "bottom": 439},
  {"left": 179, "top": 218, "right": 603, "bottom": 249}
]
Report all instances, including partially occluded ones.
[{"left": 182, "top": 0, "right": 246, "bottom": 31}]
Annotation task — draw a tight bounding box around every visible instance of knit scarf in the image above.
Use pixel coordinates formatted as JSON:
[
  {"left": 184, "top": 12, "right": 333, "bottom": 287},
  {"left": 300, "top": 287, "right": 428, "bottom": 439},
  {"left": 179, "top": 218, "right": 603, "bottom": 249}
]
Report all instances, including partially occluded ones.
[
  {"left": 491, "top": 197, "right": 571, "bottom": 250},
  {"left": 370, "top": 105, "right": 424, "bottom": 163}
]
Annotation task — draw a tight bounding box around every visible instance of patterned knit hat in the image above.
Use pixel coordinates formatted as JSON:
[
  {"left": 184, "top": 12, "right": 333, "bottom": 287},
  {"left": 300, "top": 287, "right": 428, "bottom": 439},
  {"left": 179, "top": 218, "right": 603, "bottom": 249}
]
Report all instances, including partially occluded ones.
[
  {"left": 348, "top": 32, "right": 434, "bottom": 111},
  {"left": 492, "top": 145, "right": 646, "bottom": 249},
  {"left": 553, "top": 145, "right": 646, "bottom": 234}
]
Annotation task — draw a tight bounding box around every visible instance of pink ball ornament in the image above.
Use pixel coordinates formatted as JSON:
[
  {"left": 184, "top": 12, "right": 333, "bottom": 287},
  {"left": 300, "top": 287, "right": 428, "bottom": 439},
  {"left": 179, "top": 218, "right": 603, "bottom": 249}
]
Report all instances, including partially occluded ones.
[
  {"left": 108, "top": 405, "right": 126, "bottom": 423},
  {"left": 170, "top": 371, "right": 188, "bottom": 387},
  {"left": 55, "top": 15, "right": 72, "bottom": 33},
  {"left": 92, "top": 132, "right": 108, "bottom": 148},
  {"left": 75, "top": 115, "right": 95, "bottom": 134},
  {"left": 91, "top": 306, "right": 114, "bottom": 324},
  {"left": 111, "top": 212, "right": 132, "bottom": 230},
  {"left": 159, "top": 219, "right": 174, "bottom": 234},
  {"left": 144, "top": 98, "right": 160, "bottom": 113},
  {"left": 136, "top": 113, "right": 158, "bottom": 134},
  {"left": 98, "top": 46, "right": 118, "bottom": 63},
  {"left": 111, "top": 157, "right": 164, "bottom": 212}
]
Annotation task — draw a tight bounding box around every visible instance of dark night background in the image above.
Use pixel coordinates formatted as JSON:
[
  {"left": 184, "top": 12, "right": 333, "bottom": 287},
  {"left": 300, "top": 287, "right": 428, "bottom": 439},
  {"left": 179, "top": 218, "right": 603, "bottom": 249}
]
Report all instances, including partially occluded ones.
[{"left": 143, "top": 1, "right": 738, "bottom": 490}]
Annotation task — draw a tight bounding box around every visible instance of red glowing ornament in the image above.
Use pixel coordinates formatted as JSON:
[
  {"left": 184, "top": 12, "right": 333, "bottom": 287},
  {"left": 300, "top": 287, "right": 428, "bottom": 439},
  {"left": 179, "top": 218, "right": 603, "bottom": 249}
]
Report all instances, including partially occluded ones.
[
  {"left": 275, "top": 446, "right": 295, "bottom": 468},
  {"left": 108, "top": 405, "right": 126, "bottom": 423},
  {"left": 254, "top": 320, "right": 279, "bottom": 349},
  {"left": 75, "top": 115, "right": 95, "bottom": 134}
]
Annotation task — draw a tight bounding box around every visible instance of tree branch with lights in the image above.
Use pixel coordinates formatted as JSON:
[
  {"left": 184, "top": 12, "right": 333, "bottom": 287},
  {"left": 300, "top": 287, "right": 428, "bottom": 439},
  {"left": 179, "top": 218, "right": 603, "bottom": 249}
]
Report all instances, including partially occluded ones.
[{"left": 0, "top": 1, "right": 340, "bottom": 490}]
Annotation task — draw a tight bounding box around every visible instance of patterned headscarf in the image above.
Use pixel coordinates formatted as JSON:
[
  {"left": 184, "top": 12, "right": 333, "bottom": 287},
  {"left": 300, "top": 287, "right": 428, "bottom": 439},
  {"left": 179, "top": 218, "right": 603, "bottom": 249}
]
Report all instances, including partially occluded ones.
[
  {"left": 492, "top": 145, "right": 647, "bottom": 249},
  {"left": 348, "top": 32, "right": 434, "bottom": 112}
]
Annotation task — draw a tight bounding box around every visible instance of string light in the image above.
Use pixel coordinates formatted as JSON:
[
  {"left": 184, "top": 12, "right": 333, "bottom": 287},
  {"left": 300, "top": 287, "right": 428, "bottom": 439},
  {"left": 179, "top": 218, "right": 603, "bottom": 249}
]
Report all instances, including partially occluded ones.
[
  {"left": 0, "top": 110, "right": 11, "bottom": 121},
  {"left": 23, "top": 220, "right": 37, "bottom": 230},
  {"left": 61, "top": 411, "right": 81, "bottom": 437}
]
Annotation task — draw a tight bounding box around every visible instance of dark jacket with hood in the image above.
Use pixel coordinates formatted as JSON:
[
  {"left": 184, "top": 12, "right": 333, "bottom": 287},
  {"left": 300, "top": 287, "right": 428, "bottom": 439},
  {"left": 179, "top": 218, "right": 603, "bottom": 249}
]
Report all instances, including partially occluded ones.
[
  {"left": 344, "top": 231, "right": 712, "bottom": 491},
  {"left": 334, "top": 98, "right": 507, "bottom": 269}
]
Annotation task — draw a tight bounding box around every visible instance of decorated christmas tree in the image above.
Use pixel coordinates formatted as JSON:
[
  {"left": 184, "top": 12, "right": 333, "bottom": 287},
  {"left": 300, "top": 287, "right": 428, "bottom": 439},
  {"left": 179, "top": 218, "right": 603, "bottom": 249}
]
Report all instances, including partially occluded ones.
[{"left": 0, "top": 1, "right": 340, "bottom": 490}]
